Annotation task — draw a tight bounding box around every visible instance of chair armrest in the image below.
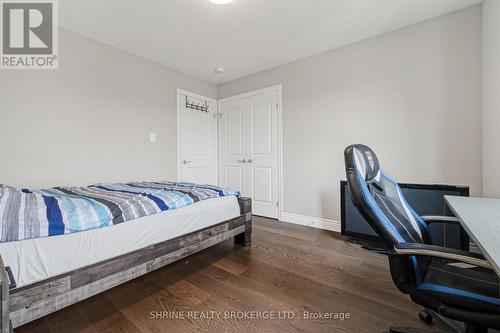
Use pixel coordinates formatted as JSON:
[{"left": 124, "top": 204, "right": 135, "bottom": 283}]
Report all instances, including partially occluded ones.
[
  {"left": 393, "top": 243, "right": 492, "bottom": 269},
  {"left": 420, "top": 215, "right": 460, "bottom": 225}
]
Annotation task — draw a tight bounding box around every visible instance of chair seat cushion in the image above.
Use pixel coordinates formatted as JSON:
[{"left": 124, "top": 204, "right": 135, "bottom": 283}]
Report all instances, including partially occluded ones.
[{"left": 417, "top": 258, "right": 500, "bottom": 314}]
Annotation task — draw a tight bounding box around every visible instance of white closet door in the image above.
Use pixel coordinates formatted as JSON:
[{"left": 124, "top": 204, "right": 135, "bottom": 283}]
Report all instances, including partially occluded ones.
[
  {"left": 218, "top": 99, "right": 247, "bottom": 195},
  {"left": 179, "top": 95, "right": 217, "bottom": 185},
  {"left": 245, "top": 92, "right": 279, "bottom": 218},
  {"left": 219, "top": 91, "right": 279, "bottom": 218}
]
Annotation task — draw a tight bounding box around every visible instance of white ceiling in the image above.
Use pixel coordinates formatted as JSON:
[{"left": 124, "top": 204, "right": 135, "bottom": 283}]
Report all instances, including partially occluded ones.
[{"left": 60, "top": 0, "right": 481, "bottom": 84}]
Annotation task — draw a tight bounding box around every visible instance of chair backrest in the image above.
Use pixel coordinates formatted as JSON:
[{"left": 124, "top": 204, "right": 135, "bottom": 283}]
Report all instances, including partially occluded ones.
[{"left": 344, "top": 144, "right": 432, "bottom": 247}]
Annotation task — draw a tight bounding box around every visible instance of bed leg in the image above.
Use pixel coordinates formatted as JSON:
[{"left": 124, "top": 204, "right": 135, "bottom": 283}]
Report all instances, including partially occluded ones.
[
  {"left": 235, "top": 198, "right": 252, "bottom": 247},
  {"left": 234, "top": 225, "right": 252, "bottom": 247},
  {"left": 235, "top": 215, "right": 252, "bottom": 247},
  {"left": 0, "top": 256, "right": 11, "bottom": 333}
]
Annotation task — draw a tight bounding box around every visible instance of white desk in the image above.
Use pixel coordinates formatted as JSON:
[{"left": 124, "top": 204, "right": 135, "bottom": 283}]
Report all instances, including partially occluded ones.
[{"left": 445, "top": 196, "right": 500, "bottom": 277}]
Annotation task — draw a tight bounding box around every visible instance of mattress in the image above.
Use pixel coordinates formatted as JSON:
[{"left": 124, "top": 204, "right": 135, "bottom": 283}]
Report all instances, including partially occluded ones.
[{"left": 0, "top": 195, "right": 240, "bottom": 288}]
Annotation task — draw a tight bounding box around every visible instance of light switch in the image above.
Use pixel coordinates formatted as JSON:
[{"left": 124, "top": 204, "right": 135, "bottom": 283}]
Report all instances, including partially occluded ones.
[{"left": 149, "top": 132, "right": 157, "bottom": 143}]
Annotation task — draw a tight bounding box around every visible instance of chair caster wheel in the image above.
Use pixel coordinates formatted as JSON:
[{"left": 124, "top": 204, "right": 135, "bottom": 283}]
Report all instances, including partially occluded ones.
[{"left": 418, "top": 309, "right": 433, "bottom": 325}]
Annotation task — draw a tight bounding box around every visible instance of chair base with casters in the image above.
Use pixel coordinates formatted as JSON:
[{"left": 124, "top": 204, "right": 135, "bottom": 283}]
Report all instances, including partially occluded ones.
[
  {"left": 388, "top": 326, "right": 485, "bottom": 333},
  {"left": 389, "top": 309, "right": 490, "bottom": 333}
]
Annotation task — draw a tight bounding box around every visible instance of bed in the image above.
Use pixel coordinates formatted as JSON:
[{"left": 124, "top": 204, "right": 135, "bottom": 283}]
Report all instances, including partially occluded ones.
[{"left": 0, "top": 182, "right": 252, "bottom": 331}]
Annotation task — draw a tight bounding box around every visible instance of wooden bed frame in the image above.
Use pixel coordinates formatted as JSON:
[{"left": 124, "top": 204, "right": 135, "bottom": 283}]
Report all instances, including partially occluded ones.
[{"left": 0, "top": 197, "right": 252, "bottom": 331}]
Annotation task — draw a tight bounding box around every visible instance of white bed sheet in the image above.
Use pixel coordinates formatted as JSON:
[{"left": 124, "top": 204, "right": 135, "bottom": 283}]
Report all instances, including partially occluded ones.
[{"left": 0, "top": 196, "right": 240, "bottom": 287}]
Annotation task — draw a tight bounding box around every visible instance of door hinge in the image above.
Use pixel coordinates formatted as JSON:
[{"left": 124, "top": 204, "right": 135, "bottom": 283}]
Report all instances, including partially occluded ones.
[{"left": 276, "top": 202, "right": 279, "bottom": 207}]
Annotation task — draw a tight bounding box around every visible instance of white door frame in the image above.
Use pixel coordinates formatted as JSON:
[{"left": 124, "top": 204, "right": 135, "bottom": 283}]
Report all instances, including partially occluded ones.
[
  {"left": 176, "top": 89, "right": 218, "bottom": 183},
  {"left": 218, "top": 85, "right": 283, "bottom": 221}
]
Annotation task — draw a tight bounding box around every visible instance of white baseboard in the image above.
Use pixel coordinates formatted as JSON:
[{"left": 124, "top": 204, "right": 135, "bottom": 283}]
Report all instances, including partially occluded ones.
[{"left": 280, "top": 212, "right": 341, "bottom": 232}]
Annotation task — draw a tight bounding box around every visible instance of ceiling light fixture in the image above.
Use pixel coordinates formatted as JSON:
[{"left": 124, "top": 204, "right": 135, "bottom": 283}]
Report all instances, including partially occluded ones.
[
  {"left": 209, "top": 0, "right": 233, "bottom": 5},
  {"left": 215, "top": 67, "right": 225, "bottom": 74}
]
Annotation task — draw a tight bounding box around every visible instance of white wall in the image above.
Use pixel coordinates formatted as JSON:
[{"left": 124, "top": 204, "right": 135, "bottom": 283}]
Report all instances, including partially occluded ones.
[
  {"left": 0, "top": 28, "right": 217, "bottom": 188},
  {"left": 482, "top": 0, "right": 500, "bottom": 198},
  {"left": 219, "top": 7, "right": 482, "bottom": 225}
]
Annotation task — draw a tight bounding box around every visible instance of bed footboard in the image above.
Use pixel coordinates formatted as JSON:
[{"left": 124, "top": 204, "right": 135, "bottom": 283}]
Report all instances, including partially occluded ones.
[
  {"left": 0, "top": 256, "right": 11, "bottom": 332},
  {"left": 6, "top": 196, "right": 252, "bottom": 329}
]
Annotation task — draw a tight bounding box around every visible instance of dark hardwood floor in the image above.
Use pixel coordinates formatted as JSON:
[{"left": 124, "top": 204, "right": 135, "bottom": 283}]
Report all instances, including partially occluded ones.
[{"left": 16, "top": 216, "right": 436, "bottom": 333}]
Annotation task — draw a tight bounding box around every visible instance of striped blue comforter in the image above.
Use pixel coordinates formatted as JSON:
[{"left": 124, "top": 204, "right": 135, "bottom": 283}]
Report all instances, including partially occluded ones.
[{"left": 0, "top": 182, "right": 238, "bottom": 243}]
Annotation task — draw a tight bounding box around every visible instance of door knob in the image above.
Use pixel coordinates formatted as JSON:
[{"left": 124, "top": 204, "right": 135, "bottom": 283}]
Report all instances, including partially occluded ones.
[
  {"left": 183, "top": 160, "right": 192, "bottom": 164},
  {"left": 247, "top": 159, "right": 253, "bottom": 163}
]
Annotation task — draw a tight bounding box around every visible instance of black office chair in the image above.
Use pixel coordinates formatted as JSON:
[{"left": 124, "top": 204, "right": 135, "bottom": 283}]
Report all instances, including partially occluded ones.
[{"left": 344, "top": 144, "right": 499, "bottom": 333}]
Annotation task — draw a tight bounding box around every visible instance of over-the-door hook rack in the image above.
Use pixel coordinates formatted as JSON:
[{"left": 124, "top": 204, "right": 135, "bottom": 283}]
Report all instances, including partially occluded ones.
[{"left": 186, "top": 96, "right": 209, "bottom": 112}]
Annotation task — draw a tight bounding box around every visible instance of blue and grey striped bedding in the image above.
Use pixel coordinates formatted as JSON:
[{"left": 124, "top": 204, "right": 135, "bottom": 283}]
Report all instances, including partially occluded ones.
[{"left": 0, "top": 182, "right": 238, "bottom": 243}]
